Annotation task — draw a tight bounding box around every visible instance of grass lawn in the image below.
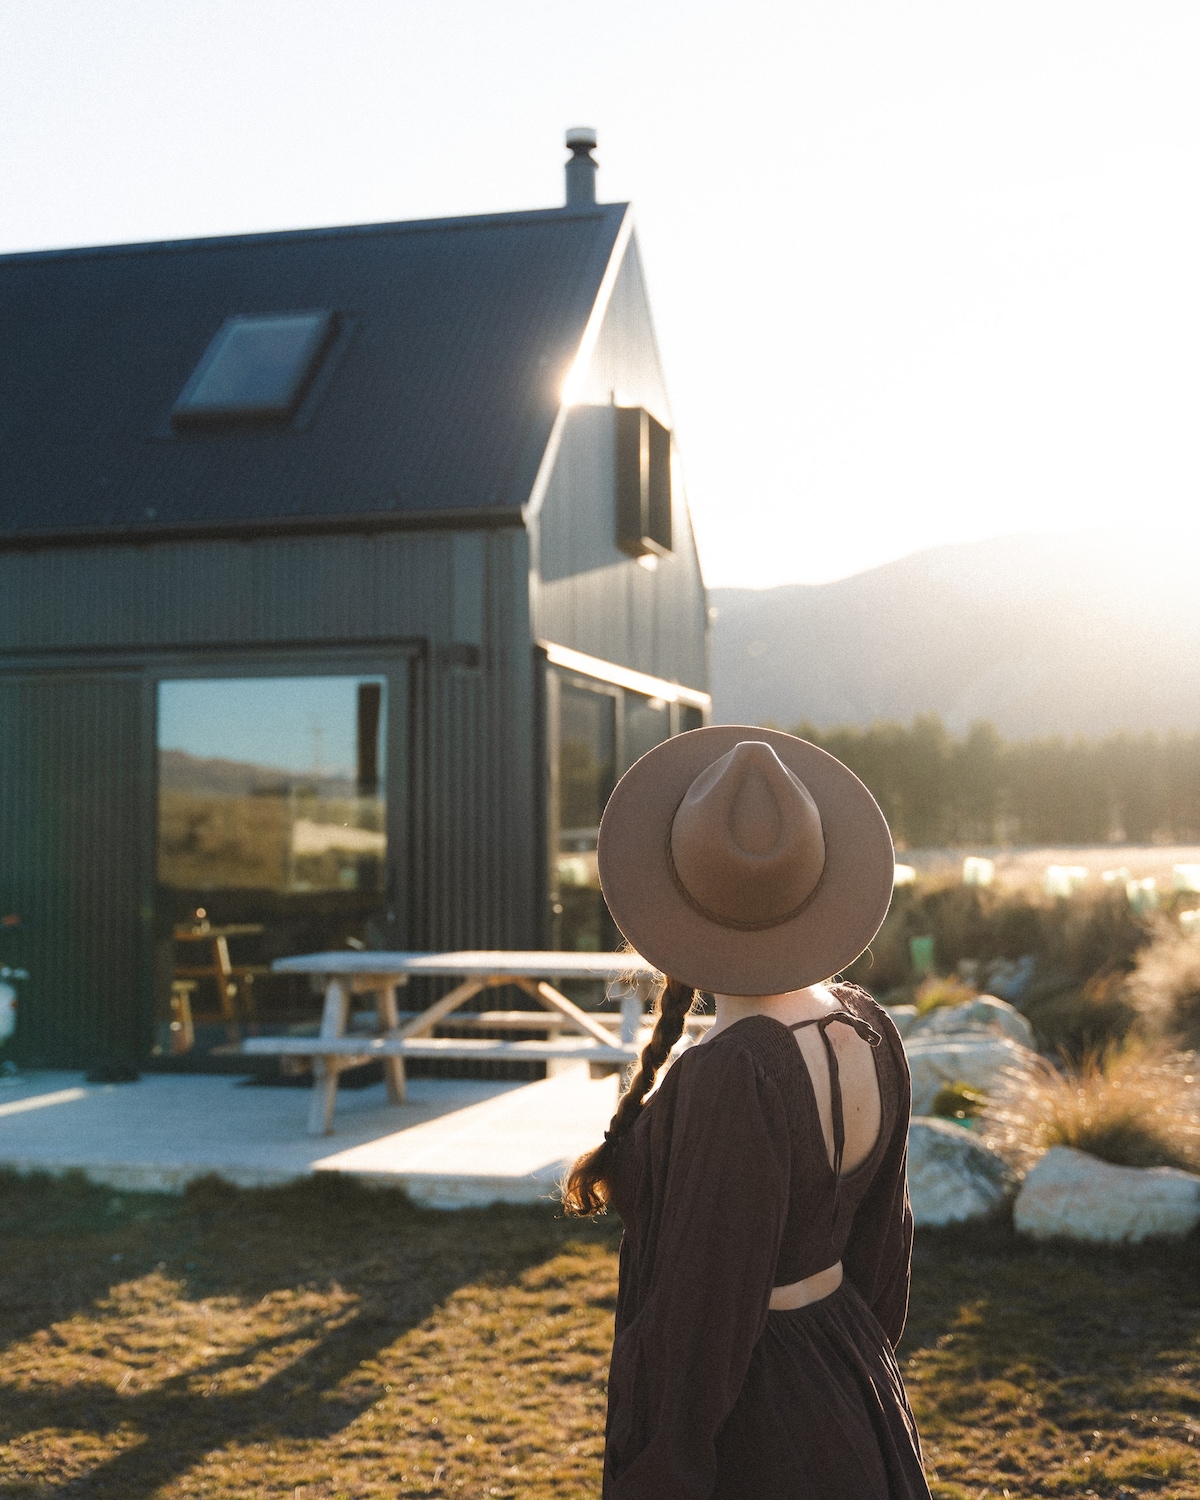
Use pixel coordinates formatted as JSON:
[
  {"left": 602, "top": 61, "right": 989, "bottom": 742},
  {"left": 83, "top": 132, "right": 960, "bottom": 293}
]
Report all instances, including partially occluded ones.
[{"left": 0, "top": 1171, "right": 1196, "bottom": 1499}]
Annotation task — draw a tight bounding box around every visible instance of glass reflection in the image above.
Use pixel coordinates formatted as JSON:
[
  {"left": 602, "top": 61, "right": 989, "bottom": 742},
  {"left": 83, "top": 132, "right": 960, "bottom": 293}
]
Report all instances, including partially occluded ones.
[
  {"left": 157, "top": 677, "right": 386, "bottom": 895},
  {"left": 555, "top": 682, "right": 616, "bottom": 952},
  {"left": 155, "top": 675, "right": 388, "bottom": 1058},
  {"left": 624, "top": 692, "right": 671, "bottom": 770}
]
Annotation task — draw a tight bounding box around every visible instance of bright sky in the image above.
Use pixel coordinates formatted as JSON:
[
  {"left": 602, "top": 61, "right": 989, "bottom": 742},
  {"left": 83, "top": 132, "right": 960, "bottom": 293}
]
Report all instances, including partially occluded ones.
[{"left": 3, "top": 2, "right": 1197, "bottom": 587}]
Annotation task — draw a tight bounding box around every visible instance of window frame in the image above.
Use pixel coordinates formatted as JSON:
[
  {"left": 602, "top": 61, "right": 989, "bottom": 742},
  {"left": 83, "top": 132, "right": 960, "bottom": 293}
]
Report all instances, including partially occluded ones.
[
  {"left": 615, "top": 406, "right": 674, "bottom": 558},
  {"left": 170, "top": 310, "right": 337, "bottom": 429}
]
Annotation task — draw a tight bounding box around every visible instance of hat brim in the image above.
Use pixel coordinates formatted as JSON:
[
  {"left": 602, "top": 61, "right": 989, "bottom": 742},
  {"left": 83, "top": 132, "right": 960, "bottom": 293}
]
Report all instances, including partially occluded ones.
[{"left": 597, "top": 725, "right": 895, "bottom": 996}]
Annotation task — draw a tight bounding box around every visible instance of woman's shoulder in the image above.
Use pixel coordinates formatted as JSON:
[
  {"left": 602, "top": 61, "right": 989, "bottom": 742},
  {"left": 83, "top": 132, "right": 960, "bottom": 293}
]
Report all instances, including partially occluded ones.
[
  {"left": 830, "top": 980, "right": 893, "bottom": 1031},
  {"left": 653, "top": 1021, "right": 798, "bottom": 1152},
  {"left": 676, "top": 1013, "right": 803, "bottom": 1090},
  {"left": 828, "top": 978, "right": 894, "bottom": 1026},
  {"left": 829, "top": 981, "right": 912, "bottom": 1094}
]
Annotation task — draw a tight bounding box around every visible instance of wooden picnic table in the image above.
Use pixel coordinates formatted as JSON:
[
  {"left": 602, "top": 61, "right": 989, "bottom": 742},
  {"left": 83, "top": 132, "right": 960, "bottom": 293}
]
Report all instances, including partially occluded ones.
[
  {"left": 243, "top": 950, "right": 661, "bottom": 1134},
  {"left": 173, "top": 921, "right": 268, "bottom": 1041}
]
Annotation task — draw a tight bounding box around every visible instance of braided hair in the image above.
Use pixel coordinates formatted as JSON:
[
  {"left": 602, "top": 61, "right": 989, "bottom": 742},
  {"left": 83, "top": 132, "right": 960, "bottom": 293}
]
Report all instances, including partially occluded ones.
[{"left": 561, "top": 974, "right": 698, "bottom": 1216}]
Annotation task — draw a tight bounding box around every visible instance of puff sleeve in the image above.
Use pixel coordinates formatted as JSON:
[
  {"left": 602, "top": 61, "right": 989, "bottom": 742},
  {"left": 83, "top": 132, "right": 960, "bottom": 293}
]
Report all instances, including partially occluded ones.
[{"left": 603, "top": 1042, "right": 792, "bottom": 1500}]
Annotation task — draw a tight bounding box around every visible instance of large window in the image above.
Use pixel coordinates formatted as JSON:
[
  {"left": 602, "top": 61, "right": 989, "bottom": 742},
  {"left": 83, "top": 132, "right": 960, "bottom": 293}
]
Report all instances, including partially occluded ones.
[
  {"left": 554, "top": 682, "right": 617, "bottom": 953},
  {"left": 156, "top": 674, "right": 388, "bottom": 1054},
  {"left": 624, "top": 692, "right": 671, "bottom": 768},
  {"left": 548, "top": 673, "right": 686, "bottom": 957}
]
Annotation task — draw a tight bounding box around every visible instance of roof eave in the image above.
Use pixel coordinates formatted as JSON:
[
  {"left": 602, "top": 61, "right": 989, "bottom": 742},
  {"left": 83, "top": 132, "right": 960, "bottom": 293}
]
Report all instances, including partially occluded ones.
[{"left": 0, "top": 505, "right": 527, "bottom": 553}]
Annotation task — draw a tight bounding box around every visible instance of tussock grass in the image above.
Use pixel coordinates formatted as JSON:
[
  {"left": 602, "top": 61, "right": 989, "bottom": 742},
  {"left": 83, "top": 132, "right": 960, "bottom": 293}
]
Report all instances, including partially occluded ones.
[
  {"left": 1126, "top": 918, "right": 1200, "bottom": 1046},
  {"left": 850, "top": 880, "right": 1151, "bottom": 1006},
  {"left": 981, "top": 1038, "right": 1200, "bottom": 1175},
  {"left": 1, "top": 1173, "right": 1199, "bottom": 1497}
]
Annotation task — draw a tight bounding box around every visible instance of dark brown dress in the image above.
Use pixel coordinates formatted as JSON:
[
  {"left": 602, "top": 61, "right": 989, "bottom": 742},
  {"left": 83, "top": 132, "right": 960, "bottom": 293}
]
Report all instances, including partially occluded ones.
[{"left": 604, "top": 983, "right": 930, "bottom": 1500}]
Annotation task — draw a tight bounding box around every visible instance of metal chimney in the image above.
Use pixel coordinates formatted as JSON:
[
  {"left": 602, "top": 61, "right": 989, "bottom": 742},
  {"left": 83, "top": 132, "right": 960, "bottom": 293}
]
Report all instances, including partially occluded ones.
[{"left": 565, "top": 127, "right": 598, "bottom": 207}]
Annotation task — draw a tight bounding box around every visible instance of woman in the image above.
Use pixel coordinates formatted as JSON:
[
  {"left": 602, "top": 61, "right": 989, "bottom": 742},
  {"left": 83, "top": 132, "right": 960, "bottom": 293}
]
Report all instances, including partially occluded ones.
[{"left": 563, "top": 727, "right": 931, "bottom": 1500}]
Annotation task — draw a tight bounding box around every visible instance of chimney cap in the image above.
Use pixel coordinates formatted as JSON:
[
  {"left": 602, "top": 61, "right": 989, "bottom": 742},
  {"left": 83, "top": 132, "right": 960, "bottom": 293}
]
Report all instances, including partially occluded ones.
[{"left": 566, "top": 126, "right": 597, "bottom": 154}]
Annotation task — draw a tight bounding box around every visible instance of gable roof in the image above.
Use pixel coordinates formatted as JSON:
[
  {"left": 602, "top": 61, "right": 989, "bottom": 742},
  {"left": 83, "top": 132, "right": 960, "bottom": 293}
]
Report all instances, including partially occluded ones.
[{"left": 0, "top": 203, "right": 628, "bottom": 546}]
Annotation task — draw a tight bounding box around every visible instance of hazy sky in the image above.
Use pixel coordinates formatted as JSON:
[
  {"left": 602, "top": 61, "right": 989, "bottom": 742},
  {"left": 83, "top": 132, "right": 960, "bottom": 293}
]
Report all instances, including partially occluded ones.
[{"left": 3, "top": 2, "right": 1197, "bottom": 586}]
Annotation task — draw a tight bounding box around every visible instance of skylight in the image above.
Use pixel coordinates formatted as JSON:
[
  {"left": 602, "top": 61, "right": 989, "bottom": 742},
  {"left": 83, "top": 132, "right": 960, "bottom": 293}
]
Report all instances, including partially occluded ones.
[{"left": 171, "top": 310, "right": 335, "bottom": 427}]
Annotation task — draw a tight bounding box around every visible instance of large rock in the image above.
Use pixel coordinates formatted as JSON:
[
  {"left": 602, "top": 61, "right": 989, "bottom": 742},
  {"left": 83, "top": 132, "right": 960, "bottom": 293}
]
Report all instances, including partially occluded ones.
[
  {"left": 906, "top": 995, "right": 1036, "bottom": 1050},
  {"left": 908, "top": 1118, "right": 1017, "bottom": 1226},
  {"left": 1014, "top": 1146, "right": 1200, "bottom": 1243},
  {"left": 905, "top": 1033, "right": 1038, "bottom": 1116}
]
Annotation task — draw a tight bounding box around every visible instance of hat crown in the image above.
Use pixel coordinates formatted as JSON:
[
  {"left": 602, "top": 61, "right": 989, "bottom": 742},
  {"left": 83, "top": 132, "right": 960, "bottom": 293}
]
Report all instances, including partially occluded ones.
[{"left": 669, "top": 741, "right": 826, "bottom": 928}]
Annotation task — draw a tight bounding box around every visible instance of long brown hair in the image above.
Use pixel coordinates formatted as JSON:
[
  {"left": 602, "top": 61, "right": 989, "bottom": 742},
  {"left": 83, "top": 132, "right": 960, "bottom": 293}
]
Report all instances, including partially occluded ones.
[{"left": 561, "top": 974, "right": 698, "bottom": 1216}]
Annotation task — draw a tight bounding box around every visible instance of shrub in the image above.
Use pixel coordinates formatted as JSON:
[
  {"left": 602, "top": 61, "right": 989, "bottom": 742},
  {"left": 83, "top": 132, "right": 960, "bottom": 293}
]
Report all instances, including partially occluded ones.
[
  {"left": 980, "top": 1039, "right": 1200, "bottom": 1175},
  {"left": 1123, "top": 919, "right": 1200, "bottom": 1046},
  {"left": 914, "top": 975, "right": 977, "bottom": 1015},
  {"left": 846, "top": 881, "right": 1154, "bottom": 1059},
  {"left": 930, "top": 1081, "right": 987, "bottom": 1122},
  {"left": 1019, "top": 967, "right": 1139, "bottom": 1059},
  {"left": 1037, "top": 886, "right": 1149, "bottom": 985}
]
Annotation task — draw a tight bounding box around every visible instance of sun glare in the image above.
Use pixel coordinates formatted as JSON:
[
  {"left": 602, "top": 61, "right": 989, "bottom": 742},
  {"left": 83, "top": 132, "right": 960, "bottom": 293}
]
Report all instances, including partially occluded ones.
[{"left": 559, "top": 350, "right": 589, "bottom": 408}]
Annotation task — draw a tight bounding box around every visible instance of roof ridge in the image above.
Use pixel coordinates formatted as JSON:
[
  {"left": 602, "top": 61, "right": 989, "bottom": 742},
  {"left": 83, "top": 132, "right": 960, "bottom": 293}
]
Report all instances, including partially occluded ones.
[{"left": 0, "top": 202, "right": 630, "bottom": 267}]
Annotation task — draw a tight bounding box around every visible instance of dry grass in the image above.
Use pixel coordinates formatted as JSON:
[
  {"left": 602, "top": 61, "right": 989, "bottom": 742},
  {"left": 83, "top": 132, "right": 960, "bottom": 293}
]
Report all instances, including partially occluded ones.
[
  {"left": 1, "top": 1172, "right": 1198, "bottom": 1498},
  {"left": 0, "top": 1172, "right": 619, "bottom": 1499},
  {"left": 1126, "top": 920, "right": 1200, "bottom": 1046},
  {"left": 981, "top": 1039, "right": 1200, "bottom": 1175},
  {"left": 904, "top": 1226, "right": 1200, "bottom": 1499}
]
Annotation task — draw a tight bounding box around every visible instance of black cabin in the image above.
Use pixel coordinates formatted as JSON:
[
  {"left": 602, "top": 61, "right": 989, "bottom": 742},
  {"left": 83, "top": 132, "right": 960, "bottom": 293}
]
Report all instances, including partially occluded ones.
[{"left": 0, "top": 135, "right": 709, "bottom": 1069}]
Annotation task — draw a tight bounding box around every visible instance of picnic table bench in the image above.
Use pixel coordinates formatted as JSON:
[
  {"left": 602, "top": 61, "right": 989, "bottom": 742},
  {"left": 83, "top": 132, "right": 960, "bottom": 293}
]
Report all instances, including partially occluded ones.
[{"left": 242, "top": 950, "right": 662, "bottom": 1134}]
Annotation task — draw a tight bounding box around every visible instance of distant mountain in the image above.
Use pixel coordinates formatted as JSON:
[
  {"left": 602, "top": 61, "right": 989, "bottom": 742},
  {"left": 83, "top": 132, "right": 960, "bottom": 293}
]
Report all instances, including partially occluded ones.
[
  {"left": 709, "top": 527, "right": 1200, "bottom": 737},
  {"left": 159, "top": 749, "right": 355, "bottom": 798}
]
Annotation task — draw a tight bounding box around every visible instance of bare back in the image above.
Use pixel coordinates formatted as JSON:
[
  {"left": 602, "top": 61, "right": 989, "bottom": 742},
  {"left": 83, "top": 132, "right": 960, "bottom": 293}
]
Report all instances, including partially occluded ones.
[{"left": 792, "top": 1014, "right": 882, "bottom": 1176}]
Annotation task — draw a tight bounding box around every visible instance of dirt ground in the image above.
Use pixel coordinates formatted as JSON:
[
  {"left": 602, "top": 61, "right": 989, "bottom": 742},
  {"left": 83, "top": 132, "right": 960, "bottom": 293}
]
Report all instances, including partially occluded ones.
[{"left": 0, "top": 1172, "right": 1197, "bottom": 1499}]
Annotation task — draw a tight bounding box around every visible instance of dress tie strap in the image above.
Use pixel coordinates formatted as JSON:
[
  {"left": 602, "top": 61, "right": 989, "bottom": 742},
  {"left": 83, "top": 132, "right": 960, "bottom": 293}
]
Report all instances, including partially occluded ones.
[{"left": 788, "top": 1010, "right": 882, "bottom": 1214}]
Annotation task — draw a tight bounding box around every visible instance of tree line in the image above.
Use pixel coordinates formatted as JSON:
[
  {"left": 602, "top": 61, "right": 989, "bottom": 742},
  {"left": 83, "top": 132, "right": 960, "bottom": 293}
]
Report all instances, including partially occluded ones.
[{"left": 791, "top": 716, "right": 1200, "bottom": 848}]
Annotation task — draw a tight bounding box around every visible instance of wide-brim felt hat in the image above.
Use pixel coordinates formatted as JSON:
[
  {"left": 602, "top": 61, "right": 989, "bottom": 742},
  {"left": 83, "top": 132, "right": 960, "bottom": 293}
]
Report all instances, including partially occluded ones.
[{"left": 597, "top": 725, "right": 894, "bottom": 997}]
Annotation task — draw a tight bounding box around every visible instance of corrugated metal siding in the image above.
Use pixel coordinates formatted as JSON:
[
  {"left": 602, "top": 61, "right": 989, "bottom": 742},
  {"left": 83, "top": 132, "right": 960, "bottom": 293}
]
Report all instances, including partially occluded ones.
[
  {"left": 0, "top": 526, "right": 539, "bottom": 1064},
  {"left": 0, "top": 524, "right": 539, "bottom": 947},
  {"left": 0, "top": 671, "right": 150, "bottom": 1066},
  {"left": 531, "top": 237, "right": 709, "bottom": 692},
  {"left": 0, "top": 530, "right": 484, "bottom": 653}
]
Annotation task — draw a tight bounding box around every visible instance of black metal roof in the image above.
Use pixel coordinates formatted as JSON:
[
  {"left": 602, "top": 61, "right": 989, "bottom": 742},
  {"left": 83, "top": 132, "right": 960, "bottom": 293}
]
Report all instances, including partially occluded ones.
[{"left": 0, "top": 203, "right": 628, "bottom": 545}]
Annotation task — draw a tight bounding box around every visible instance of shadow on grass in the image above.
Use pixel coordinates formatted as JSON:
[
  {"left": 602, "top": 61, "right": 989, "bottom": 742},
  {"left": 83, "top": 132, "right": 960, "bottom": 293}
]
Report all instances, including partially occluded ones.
[
  {"left": 902, "top": 1220, "right": 1200, "bottom": 1496},
  {"left": 0, "top": 1169, "right": 620, "bottom": 1499},
  {"left": 905, "top": 1216, "right": 1200, "bottom": 1388}
]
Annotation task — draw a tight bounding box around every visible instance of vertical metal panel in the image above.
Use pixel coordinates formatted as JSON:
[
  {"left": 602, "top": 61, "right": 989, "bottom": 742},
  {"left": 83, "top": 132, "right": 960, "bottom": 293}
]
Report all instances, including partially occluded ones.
[
  {"left": 0, "top": 521, "right": 541, "bottom": 1064},
  {"left": 530, "top": 238, "right": 709, "bottom": 693},
  {"left": 534, "top": 412, "right": 709, "bottom": 691},
  {"left": 0, "top": 530, "right": 470, "bottom": 654},
  {"left": 0, "top": 671, "right": 149, "bottom": 1066},
  {"left": 451, "top": 533, "right": 485, "bottom": 646},
  {"left": 487, "top": 527, "right": 538, "bottom": 948}
]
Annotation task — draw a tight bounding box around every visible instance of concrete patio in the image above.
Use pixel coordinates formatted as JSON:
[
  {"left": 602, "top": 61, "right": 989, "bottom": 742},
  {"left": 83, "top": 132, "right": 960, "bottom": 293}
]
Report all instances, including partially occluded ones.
[{"left": 0, "top": 1064, "right": 620, "bottom": 1208}]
